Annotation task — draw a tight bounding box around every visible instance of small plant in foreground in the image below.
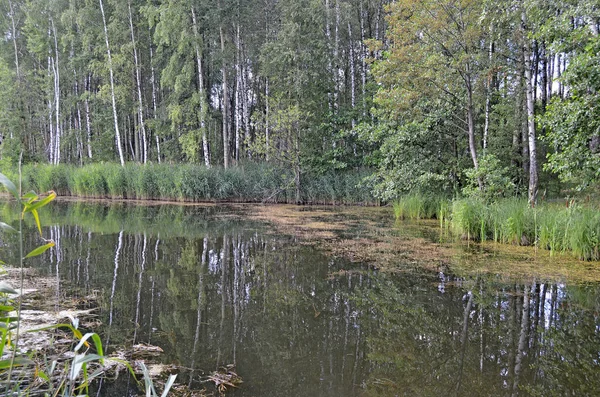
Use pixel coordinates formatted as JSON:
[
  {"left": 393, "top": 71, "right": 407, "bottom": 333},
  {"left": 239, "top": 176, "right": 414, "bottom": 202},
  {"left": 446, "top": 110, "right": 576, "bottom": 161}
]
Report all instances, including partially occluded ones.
[{"left": 0, "top": 172, "right": 176, "bottom": 396}]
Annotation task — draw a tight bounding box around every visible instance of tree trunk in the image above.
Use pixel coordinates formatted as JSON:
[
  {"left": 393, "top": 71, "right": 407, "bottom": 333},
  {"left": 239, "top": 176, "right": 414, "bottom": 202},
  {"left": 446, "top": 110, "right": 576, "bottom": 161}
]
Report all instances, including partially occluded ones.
[
  {"left": 220, "top": 24, "right": 230, "bottom": 169},
  {"left": 234, "top": 23, "right": 241, "bottom": 163},
  {"left": 265, "top": 78, "right": 270, "bottom": 162},
  {"left": 191, "top": 7, "right": 210, "bottom": 167},
  {"left": 465, "top": 67, "right": 482, "bottom": 190},
  {"left": 522, "top": 11, "right": 538, "bottom": 205},
  {"left": 149, "top": 41, "right": 161, "bottom": 163},
  {"left": 99, "top": 0, "right": 125, "bottom": 166},
  {"left": 348, "top": 22, "right": 356, "bottom": 128},
  {"left": 51, "top": 19, "right": 61, "bottom": 165},
  {"left": 8, "top": 0, "right": 20, "bottom": 81},
  {"left": 128, "top": 1, "right": 148, "bottom": 164},
  {"left": 85, "top": 73, "right": 93, "bottom": 159}
]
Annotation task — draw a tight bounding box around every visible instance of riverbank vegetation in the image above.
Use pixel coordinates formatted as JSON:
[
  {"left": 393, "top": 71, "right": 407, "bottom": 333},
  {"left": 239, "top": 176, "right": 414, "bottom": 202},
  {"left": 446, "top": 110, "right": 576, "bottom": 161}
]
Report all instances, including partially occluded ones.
[
  {"left": 0, "top": 0, "right": 599, "bottom": 207},
  {"left": 2, "top": 163, "right": 375, "bottom": 205},
  {"left": 393, "top": 194, "right": 600, "bottom": 261}
]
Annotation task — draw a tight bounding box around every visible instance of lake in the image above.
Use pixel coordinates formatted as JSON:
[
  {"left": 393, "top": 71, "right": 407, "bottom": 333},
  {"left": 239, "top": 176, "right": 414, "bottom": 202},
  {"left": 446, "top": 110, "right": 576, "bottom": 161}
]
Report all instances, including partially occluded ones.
[{"left": 6, "top": 200, "right": 600, "bottom": 396}]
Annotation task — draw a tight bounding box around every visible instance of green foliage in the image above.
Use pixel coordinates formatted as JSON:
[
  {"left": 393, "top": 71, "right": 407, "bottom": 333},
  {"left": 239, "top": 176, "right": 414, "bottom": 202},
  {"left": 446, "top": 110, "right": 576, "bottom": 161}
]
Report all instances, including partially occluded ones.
[
  {"left": 14, "top": 163, "right": 377, "bottom": 205},
  {"left": 541, "top": 35, "right": 600, "bottom": 192},
  {"left": 72, "top": 164, "right": 108, "bottom": 198},
  {"left": 393, "top": 194, "right": 449, "bottom": 221},
  {"left": 463, "top": 154, "right": 516, "bottom": 202}
]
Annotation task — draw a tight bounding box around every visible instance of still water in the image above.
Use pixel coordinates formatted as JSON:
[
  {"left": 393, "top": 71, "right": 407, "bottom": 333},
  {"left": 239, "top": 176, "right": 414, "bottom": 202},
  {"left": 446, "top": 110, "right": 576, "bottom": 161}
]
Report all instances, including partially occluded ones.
[{"left": 11, "top": 201, "right": 600, "bottom": 396}]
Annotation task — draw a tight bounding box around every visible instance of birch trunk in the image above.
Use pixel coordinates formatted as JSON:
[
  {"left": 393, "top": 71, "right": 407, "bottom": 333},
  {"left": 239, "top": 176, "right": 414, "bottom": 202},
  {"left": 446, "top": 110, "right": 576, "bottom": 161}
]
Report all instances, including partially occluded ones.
[
  {"left": 99, "top": 0, "right": 125, "bottom": 166},
  {"left": 348, "top": 22, "right": 356, "bottom": 128},
  {"left": 265, "top": 78, "right": 270, "bottom": 161},
  {"left": 48, "top": 57, "right": 54, "bottom": 163},
  {"left": 149, "top": 41, "right": 161, "bottom": 163},
  {"left": 8, "top": 0, "right": 20, "bottom": 81},
  {"left": 128, "top": 1, "right": 148, "bottom": 164},
  {"left": 220, "top": 24, "right": 230, "bottom": 169},
  {"left": 191, "top": 7, "right": 210, "bottom": 167},
  {"left": 51, "top": 19, "right": 61, "bottom": 165},
  {"left": 234, "top": 24, "right": 241, "bottom": 162},
  {"left": 522, "top": 11, "right": 538, "bottom": 205},
  {"left": 85, "top": 74, "right": 93, "bottom": 159},
  {"left": 242, "top": 59, "right": 251, "bottom": 158},
  {"left": 465, "top": 64, "right": 482, "bottom": 190},
  {"left": 74, "top": 72, "right": 83, "bottom": 165},
  {"left": 483, "top": 38, "right": 494, "bottom": 151},
  {"left": 359, "top": 1, "right": 367, "bottom": 117}
]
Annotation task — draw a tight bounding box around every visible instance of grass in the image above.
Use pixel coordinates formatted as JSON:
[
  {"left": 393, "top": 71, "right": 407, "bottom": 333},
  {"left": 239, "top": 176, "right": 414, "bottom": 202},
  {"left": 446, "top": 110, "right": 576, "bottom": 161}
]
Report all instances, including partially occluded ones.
[
  {"left": 8, "top": 162, "right": 376, "bottom": 205},
  {"left": 393, "top": 194, "right": 449, "bottom": 221},
  {"left": 393, "top": 193, "right": 600, "bottom": 261}
]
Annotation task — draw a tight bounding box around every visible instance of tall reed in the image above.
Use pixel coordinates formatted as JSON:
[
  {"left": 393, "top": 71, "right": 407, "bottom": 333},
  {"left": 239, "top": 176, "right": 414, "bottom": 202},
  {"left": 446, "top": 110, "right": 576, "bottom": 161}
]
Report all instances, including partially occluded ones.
[{"left": 12, "top": 162, "right": 376, "bottom": 205}]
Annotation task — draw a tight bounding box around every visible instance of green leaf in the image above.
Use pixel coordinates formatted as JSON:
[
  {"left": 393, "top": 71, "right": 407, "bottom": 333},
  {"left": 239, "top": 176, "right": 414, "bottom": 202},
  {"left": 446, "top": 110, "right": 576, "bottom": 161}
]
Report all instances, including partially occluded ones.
[
  {"left": 0, "top": 173, "right": 18, "bottom": 200},
  {"left": 21, "top": 191, "right": 38, "bottom": 203},
  {"left": 23, "top": 191, "right": 57, "bottom": 214},
  {"left": 0, "top": 282, "right": 18, "bottom": 295},
  {"left": 37, "top": 369, "right": 51, "bottom": 382},
  {"left": 24, "top": 241, "right": 55, "bottom": 259},
  {"left": 74, "top": 333, "right": 104, "bottom": 363},
  {"left": 29, "top": 208, "right": 42, "bottom": 236},
  {"left": 0, "top": 222, "right": 16, "bottom": 233},
  {"left": 28, "top": 323, "right": 84, "bottom": 340},
  {"left": 0, "top": 357, "right": 34, "bottom": 370}
]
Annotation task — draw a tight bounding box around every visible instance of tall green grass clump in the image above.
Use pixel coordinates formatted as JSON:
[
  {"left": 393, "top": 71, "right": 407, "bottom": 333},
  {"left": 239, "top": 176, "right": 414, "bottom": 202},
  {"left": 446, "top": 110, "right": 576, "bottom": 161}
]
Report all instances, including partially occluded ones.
[
  {"left": 8, "top": 162, "right": 376, "bottom": 204},
  {"left": 393, "top": 193, "right": 449, "bottom": 221},
  {"left": 451, "top": 198, "right": 486, "bottom": 240},
  {"left": 104, "top": 163, "right": 129, "bottom": 198},
  {"left": 72, "top": 164, "right": 108, "bottom": 197}
]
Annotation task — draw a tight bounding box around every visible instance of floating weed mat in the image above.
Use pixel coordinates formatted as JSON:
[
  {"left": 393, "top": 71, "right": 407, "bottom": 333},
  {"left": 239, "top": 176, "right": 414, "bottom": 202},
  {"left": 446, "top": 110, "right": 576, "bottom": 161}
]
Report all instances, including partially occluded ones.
[{"left": 249, "top": 205, "right": 600, "bottom": 283}]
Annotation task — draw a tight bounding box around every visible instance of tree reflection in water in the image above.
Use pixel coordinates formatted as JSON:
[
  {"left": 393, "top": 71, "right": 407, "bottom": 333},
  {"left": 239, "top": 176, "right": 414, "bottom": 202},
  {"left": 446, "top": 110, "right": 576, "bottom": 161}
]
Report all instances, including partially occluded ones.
[{"left": 12, "top": 202, "right": 600, "bottom": 396}]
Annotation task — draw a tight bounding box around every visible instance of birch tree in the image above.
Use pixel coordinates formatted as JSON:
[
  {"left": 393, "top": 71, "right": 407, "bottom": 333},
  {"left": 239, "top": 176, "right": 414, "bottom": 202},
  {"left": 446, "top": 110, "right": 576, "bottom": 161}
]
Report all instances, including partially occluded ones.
[{"left": 99, "top": 0, "right": 125, "bottom": 166}]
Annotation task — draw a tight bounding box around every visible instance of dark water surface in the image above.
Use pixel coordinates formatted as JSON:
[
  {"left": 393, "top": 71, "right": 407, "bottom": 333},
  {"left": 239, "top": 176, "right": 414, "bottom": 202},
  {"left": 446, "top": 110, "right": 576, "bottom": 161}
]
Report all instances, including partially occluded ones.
[{"left": 8, "top": 201, "right": 600, "bottom": 396}]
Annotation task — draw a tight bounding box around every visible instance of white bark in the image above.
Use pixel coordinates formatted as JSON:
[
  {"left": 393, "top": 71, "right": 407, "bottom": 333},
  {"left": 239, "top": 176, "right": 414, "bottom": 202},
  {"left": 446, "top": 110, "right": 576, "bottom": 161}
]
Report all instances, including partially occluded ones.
[
  {"left": 242, "top": 60, "right": 251, "bottom": 158},
  {"left": 220, "top": 24, "right": 230, "bottom": 169},
  {"left": 48, "top": 57, "right": 54, "bottom": 163},
  {"left": 85, "top": 74, "right": 93, "bottom": 159},
  {"left": 522, "top": 11, "right": 538, "bottom": 205},
  {"left": 51, "top": 19, "right": 61, "bottom": 165},
  {"left": 360, "top": 1, "right": 367, "bottom": 117},
  {"left": 74, "top": 72, "right": 83, "bottom": 165},
  {"left": 191, "top": 7, "right": 210, "bottom": 167},
  {"left": 99, "top": 0, "right": 125, "bottom": 166},
  {"left": 128, "top": 1, "right": 148, "bottom": 164},
  {"left": 265, "top": 78, "right": 270, "bottom": 162},
  {"left": 8, "top": 0, "right": 20, "bottom": 81},
  {"left": 149, "top": 42, "right": 161, "bottom": 163},
  {"left": 235, "top": 24, "right": 241, "bottom": 162},
  {"left": 348, "top": 22, "right": 356, "bottom": 128}
]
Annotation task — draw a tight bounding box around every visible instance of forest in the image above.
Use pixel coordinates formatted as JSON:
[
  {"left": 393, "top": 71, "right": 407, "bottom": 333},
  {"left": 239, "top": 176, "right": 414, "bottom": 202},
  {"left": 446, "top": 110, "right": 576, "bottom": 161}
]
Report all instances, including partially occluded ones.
[{"left": 0, "top": 0, "right": 599, "bottom": 203}]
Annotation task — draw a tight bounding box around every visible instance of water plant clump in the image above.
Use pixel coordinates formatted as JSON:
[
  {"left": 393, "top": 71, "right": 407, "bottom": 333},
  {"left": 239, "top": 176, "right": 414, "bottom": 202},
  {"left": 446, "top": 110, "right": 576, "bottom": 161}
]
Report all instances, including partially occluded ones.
[
  {"left": 12, "top": 163, "right": 376, "bottom": 205},
  {"left": 393, "top": 194, "right": 449, "bottom": 221},
  {"left": 392, "top": 192, "right": 600, "bottom": 261}
]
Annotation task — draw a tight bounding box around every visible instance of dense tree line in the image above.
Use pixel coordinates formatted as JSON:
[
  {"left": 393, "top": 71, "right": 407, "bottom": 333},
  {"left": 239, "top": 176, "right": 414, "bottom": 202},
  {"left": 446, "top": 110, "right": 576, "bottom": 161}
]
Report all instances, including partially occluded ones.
[{"left": 0, "top": 0, "right": 598, "bottom": 201}]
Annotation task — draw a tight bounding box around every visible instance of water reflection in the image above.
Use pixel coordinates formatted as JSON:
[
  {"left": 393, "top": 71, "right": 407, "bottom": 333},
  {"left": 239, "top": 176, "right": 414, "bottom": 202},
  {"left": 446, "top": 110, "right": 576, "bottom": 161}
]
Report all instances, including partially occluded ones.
[{"left": 9, "top": 202, "right": 600, "bottom": 396}]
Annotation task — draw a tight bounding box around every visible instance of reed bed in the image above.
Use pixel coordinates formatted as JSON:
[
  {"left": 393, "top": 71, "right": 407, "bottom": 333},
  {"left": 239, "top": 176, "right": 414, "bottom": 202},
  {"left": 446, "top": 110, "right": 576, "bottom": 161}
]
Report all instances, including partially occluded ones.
[
  {"left": 393, "top": 194, "right": 600, "bottom": 261},
  {"left": 9, "top": 162, "right": 376, "bottom": 205}
]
